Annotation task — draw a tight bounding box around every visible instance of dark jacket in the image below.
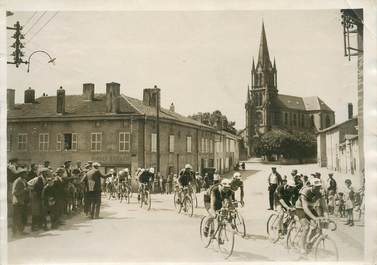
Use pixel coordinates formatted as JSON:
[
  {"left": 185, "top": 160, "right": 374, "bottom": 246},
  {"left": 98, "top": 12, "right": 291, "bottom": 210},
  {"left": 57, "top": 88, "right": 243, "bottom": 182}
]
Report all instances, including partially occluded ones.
[{"left": 83, "top": 168, "right": 106, "bottom": 192}]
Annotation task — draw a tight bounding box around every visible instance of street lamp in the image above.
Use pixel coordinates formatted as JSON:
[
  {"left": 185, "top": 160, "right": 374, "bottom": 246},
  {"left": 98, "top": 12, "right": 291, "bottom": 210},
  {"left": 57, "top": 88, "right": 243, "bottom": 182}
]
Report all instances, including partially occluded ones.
[{"left": 27, "top": 50, "right": 56, "bottom": 73}]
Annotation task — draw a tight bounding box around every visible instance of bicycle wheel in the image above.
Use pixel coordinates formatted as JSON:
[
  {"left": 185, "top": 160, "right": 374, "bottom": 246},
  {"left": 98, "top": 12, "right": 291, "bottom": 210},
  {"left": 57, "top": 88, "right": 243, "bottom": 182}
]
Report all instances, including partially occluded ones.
[
  {"left": 126, "top": 188, "right": 131, "bottom": 204},
  {"left": 145, "top": 191, "right": 151, "bottom": 211},
  {"left": 217, "top": 222, "right": 235, "bottom": 259},
  {"left": 199, "top": 216, "right": 213, "bottom": 247},
  {"left": 183, "top": 195, "right": 193, "bottom": 217},
  {"left": 286, "top": 220, "right": 300, "bottom": 250},
  {"left": 139, "top": 192, "right": 144, "bottom": 208},
  {"left": 314, "top": 235, "right": 339, "bottom": 261},
  {"left": 267, "top": 213, "right": 280, "bottom": 243},
  {"left": 234, "top": 212, "right": 246, "bottom": 237},
  {"left": 174, "top": 191, "right": 181, "bottom": 211}
]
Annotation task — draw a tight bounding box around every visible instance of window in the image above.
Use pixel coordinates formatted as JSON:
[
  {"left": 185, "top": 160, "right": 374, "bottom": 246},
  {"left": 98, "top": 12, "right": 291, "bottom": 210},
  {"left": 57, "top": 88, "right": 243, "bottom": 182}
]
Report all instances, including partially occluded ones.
[
  {"left": 91, "top": 132, "right": 102, "bottom": 152},
  {"left": 284, "top": 113, "right": 288, "bottom": 125},
  {"left": 201, "top": 138, "right": 205, "bottom": 153},
  {"left": 205, "top": 138, "right": 208, "bottom": 153},
  {"left": 209, "top": 139, "right": 213, "bottom": 153},
  {"left": 7, "top": 133, "right": 12, "bottom": 152},
  {"left": 56, "top": 134, "right": 62, "bottom": 151},
  {"left": 325, "top": 115, "right": 331, "bottom": 128},
  {"left": 293, "top": 114, "right": 297, "bottom": 126},
  {"left": 39, "top": 133, "right": 49, "bottom": 151},
  {"left": 311, "top": 115, "right": 315, "bottom": 128},
  {"left": 17, "top": 133, "right": 27, "bottom": 151},
  {"left": 186, "top": 136, "right": 192, "bottom": 153},
  {"left": 119, "top": 132, "right": 130, "bottom": 152},
  {"left": 169, "top": 135, "right": 175, "bottom": 153},
  {"left": 151, "top": 133, "right": 157, "bottom": 152},
  {"left": 230, "top": 139, "right": 235, "bottom": 153}
]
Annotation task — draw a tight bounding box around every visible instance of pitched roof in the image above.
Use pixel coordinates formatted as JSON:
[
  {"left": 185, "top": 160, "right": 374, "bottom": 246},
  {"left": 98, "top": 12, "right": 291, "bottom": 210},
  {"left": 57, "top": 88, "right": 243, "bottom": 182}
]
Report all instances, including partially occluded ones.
[
  {"left": 275, "top": 94, "right": 333, "bottom": 112},
  {"left": 8, "top": 93, "right": 213, "bottom": 129}
]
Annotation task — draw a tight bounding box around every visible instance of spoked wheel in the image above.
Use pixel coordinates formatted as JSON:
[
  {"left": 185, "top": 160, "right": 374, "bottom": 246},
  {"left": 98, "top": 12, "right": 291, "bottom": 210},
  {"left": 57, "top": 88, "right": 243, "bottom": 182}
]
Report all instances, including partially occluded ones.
[
  {"left": 267, "top": 213, "right": 280, "bottom": 243},
  {"left": 145, "top": 191, "right": 151, "bottom": 211},
  {"left": 183, "top": 195, "right": 193, "bottom": 217},
  {"left": 234, "top": 212, "right": 246, "bottom": 237},
  {"left": 314, "top": 235, "right": 339, "bottom": 261},
  {"left": 126, "top": 189, "right": 131, "bottom": 204},
  {"left": 200, "top": 216, "right": 213, "bottom": 247},
  {"left": 217, "top": 222, "right": 235, "bottom": 259},
  {"left": 139, "top": 193, "right": 144, "bottom": 208},
  {"left": 286, "top": 220, "right": 300, "bottom": 250},
  {"left": 174, "top": 191, "right": 181, "bottom": 211}
]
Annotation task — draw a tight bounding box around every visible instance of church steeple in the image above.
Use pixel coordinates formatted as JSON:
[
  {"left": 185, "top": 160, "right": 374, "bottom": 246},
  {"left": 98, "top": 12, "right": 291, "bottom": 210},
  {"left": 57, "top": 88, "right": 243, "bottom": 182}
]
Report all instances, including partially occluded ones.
[{"left": 257, "top": 22, "right": 272, "bottom": 68}]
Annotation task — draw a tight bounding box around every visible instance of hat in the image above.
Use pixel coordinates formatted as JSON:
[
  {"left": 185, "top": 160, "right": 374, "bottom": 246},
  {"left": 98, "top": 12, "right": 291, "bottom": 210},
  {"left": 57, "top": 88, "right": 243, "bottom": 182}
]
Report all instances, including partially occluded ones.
[
  {"left": 64, "top": 160, "right": 72, "bottom": 164},
  {"left": 9, "top": 158, "right": 18, "bottom": 163},
  {"left": 233, "top": 172, "right": 241, "bottom": 179},
  {"left": 87, "top": 161, "right": 93, "bottom": 164},
  {"left": 287, "top": 179, "right": 296, "bottom": 187},
  {"left": 328, "top": 173, "right": 334, "bottom": 176},
  {"left": 185, "top": 164, "right": 192, "bottom": 169},
  {"left": 271, "top": 167, "right": 276, "bottom": 169},
  {"left": 291, "top": 169, "right": 297, "bottom": 174},
  {"left": 92, "top": 162, "right": 101, "bottom": 168},
  {"left": 109, "top": 169, "right": 115, "bottom": 174},
  {"left": 309, "top": 178, "right": 322, "bottom": 187},
  {"left": 124, "top": 168, "right": 129, "bottom": 172},
  {"left": 39, "top": 167, "right": 49, "bottom": 173},
  {"left": 149, "top": 167, "right": 155, "bottom": 174}
]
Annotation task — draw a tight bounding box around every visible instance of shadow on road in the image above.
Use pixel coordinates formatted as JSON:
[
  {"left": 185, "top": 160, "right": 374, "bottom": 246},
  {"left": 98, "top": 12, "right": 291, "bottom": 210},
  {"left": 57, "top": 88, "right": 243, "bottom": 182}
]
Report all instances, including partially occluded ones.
[{"left": 242, "top": 233, "right": 269, "bottom": 241}]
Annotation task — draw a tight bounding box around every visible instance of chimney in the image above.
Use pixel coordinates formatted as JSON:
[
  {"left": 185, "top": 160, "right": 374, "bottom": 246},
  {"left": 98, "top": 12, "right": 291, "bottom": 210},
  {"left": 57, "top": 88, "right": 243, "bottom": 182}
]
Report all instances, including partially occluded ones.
[
  {"left": 83, "top": 83, "right": 95, "bottom": 100},
  {"left": 106, "top": 82, "right": 120, "bottom": 113},
  {"left": 348, "top": 103, "right": 353, "bottom": 120},
  {"left": 24, "top": 87, "right": 35, "bottom": 103},
  {"left": 169, "top": 102, "right": 175, "bottom": 112},
  {"left": 143, "top": 85, "right": 160, "bottom": 108},
  {"left": 57, "top": 86, "right": 65, "bottom": 114},
  {"left": 7, "top": 89, "right": 15, "bottom": 110}
]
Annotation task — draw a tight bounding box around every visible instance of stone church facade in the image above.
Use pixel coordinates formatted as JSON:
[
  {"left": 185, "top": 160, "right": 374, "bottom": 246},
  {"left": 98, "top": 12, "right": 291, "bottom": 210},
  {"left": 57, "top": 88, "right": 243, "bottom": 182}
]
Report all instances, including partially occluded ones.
[{"left": 245, "top": 23, "right": 335, "bottom": 157}]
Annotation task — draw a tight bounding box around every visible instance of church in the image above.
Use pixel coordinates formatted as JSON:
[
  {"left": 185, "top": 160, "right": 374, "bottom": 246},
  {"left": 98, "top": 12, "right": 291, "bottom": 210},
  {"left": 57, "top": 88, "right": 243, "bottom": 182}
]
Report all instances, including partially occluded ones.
[{"left": 245, "top": 23, "right": 335, "bottom": 157}]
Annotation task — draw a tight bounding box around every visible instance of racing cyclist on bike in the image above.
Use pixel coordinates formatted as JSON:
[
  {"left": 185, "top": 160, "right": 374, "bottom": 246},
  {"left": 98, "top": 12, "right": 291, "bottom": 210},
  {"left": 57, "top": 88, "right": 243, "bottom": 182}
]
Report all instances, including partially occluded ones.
[
  {"left": 230, "top": 172, "right": 244, "bottom": 207},
  {"left": 203, "top": 178, "right": 235, "bottom": 238},
  {"left": 274, "top": 179, "right": 296, "bottom": 236},
  {"left": 177, "top": 164, "right": 194, "bottom": 204},
  {"left": 137, "top": 168, "right": 151, "bottom": 202},
  {"left": 295, "top": 177, "right": 329, "bottom": 256}
]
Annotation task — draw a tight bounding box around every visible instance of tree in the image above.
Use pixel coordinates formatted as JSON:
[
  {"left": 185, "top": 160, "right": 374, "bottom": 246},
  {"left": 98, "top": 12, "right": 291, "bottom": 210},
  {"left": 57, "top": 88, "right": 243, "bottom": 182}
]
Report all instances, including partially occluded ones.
[{"left": 189, "top": 110, "right": 237, "bottom": 134}]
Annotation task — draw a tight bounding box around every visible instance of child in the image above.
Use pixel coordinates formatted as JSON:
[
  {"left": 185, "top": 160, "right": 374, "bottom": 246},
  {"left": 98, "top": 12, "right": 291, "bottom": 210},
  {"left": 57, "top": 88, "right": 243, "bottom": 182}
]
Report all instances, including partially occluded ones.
[
  {"left": 344, "top": 179, "right": 355, "bottom": 226},
  {"left": 335, "top": 192, "right": 345, "bottom": 218},
  {"left": 327, "top": 190, "right": 335, "bottom": 215}
]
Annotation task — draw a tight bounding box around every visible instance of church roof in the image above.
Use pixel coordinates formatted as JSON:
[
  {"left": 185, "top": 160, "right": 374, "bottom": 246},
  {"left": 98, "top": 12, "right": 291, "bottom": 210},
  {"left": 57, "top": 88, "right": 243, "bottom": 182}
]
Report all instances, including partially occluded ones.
[{"left": 276, "top": 94, "right": 333, "bottom": 112}]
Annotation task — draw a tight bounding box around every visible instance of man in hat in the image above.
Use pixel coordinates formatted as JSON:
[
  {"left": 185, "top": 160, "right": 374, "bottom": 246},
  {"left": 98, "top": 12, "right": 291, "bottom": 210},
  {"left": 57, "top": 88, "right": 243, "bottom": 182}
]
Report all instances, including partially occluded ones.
[
  {"left": 7, "top": 158, "right": 19, "bottom": 222},
  {"left": 267, "top": 167, "right": 282, "bottom": 210},
  {"left": 82, "top": 162, "right": 108, "bottom": 219},
  {"left": 29, "top": 167, "right": 49, "bottom": 231},
  {"left": 12, "top": 169, "right": 29, "bottom": 236},
  {"left": 54, "top": 168, "right": 66, "bottom": 225}
]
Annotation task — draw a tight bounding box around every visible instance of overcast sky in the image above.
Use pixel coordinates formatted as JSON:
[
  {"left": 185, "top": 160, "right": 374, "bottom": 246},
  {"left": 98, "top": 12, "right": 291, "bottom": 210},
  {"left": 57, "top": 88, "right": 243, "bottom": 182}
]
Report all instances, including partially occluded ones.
[{"left": 7, "top": 10, "right": 358, "bottom": 129}]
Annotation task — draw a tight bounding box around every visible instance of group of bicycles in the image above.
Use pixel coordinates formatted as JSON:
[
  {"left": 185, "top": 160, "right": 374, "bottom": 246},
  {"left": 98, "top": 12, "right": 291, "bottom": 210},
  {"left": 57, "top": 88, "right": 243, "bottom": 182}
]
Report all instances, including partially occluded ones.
[{"left": 267, "top": 208, "right": 339, "bottom": 261}]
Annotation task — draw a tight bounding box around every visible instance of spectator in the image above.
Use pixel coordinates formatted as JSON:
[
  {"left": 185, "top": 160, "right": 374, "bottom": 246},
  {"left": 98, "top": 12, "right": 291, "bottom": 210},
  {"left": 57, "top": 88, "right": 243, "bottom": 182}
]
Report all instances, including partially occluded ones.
[
  {"left": 267, "top": 167, "right": 282, "bottom": 210},
  {"left": 29, "top": 167, "right": 48, "bottom": 231},
  {"left": 42, "top": 173, "right": 59, "bottom": 229},
  {"left": 82, "top": 162, "right": 108, "bottom": 219},
  {"left": 345, "top": 179, "right": 355, "bottom": 226},
  {"left": 54, "top": 168, "right": 66, "bottom": 225},
  {"left": 166, "top": 174, "right": 173, "bottom": 194},
  {"left": 160, "top": 173, "right": 166, "bottom": 194},
  {"left": 327, "top": 173, "right": 337, "bottom": 195},
  {"left": 12, "top": 169, "right": 29, "bottom": 236}
]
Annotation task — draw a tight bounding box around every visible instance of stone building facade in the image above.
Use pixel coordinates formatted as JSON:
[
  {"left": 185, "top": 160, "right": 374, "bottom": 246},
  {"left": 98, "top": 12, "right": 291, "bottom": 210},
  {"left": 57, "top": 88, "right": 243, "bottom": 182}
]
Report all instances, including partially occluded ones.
[
  {"left": 245, "top": 23, "right": 335, "bottom": 157},
  {"left": 7, "top": 83, "right": 240, "bottom": 176}
]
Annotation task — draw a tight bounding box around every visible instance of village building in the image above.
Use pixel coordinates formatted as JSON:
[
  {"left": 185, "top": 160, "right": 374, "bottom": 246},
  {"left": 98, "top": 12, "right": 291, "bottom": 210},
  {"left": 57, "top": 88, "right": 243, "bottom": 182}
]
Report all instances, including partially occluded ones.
[{"left": 7, "top": 83, "right": 240, "bottom": 177}]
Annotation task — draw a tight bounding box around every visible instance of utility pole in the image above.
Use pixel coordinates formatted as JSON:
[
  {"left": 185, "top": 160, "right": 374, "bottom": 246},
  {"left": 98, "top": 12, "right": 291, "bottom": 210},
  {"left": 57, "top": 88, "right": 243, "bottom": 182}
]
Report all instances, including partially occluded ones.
[{"left": 7, "top": 21, "right": 27, "bottom": 67}]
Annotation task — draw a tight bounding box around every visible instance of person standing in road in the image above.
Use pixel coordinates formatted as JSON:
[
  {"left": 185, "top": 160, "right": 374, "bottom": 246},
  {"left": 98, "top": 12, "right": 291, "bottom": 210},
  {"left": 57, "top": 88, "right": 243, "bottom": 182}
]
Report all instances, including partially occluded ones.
[
  {"left": 267, "top": 167, "right": 282, "bottom": 210},
  {"left": 54, "top": 168, "right": 66, "bottom": 225},
  {"left": 344, "top": 179, "right": 355, "bottom": 226},
  {"left": 29, "top": 168, "right": 48, "bottom": 231},
  {"left": 82, "top": 162, "right": 108, "bottom": 219},
  {"left": 166, "top": 173, "right": 173, "bottom": 194},
  {"left": 327, "top": 173, "right": 337, "bottom": 195},
  {"left": 12, "top": 169, "right": 29, "bottom": 236}
]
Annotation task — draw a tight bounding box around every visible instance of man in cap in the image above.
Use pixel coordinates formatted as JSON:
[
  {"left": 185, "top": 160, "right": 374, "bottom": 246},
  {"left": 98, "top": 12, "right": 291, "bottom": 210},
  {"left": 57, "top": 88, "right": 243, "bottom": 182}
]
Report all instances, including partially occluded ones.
[
  {"left": 12, "top": 169, "right": 29, "bottom": 236},
  {"left": 29, "top": 167, "right": 49, "bottom": 231},
  {"left": 81, "top": 162, "right": 108, "bottom": 219},
  {"left": 326, "top": 173, "right": 337, "bottom": 195},
  {"left": 267, "top": 167, "right": 282, "bottom": 210},
  {"left": 295, "top": 177, "right": 329, "bottom": 257}
]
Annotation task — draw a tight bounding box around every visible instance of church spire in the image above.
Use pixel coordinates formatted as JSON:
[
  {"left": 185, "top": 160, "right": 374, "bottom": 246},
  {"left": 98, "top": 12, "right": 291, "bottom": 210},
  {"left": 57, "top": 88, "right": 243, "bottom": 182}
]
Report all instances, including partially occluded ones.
[{"left": 257, "top": 22, "right": 271, "bottom": 68}]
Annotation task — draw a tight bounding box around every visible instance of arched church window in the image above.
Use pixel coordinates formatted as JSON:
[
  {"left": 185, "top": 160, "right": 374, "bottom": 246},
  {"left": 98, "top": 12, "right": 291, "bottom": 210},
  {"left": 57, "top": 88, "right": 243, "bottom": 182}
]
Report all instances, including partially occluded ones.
[{"left": 325, "top": 115, "right": 331, "bottom": 128}]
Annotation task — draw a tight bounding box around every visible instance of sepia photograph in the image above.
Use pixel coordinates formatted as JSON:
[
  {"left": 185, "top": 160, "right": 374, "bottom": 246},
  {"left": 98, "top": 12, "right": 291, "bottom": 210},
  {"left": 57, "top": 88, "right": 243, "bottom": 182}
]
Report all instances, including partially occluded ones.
[{"left": 2, "top": 5, "right": 373, "bottom": 264}]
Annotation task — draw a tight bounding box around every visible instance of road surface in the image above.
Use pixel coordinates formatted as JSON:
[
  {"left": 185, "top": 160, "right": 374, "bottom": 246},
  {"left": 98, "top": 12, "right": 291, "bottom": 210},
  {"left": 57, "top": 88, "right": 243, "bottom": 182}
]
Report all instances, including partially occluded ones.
[{"left": 7, "top": 163, "right": 364, "bottom": 263}]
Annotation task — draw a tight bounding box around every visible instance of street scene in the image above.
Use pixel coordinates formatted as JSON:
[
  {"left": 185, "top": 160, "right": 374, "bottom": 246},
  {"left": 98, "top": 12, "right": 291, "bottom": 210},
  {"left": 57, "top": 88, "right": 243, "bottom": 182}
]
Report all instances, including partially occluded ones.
[{"left": 5, "top": 9, "right": 365, "bottom": 263}]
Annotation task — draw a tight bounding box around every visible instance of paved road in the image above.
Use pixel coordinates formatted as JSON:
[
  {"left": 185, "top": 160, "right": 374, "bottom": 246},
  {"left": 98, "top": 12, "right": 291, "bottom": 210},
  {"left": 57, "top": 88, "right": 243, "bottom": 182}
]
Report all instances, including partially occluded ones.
[{"left": 7, "top": 164, "right": 364, "bottom": 263}]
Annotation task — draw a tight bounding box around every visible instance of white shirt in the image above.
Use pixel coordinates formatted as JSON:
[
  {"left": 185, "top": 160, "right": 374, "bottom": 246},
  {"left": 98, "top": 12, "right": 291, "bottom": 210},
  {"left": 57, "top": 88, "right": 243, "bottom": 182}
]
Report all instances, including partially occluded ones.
[{"left": 268, "top": 173, "right": 279, "bottom": 184}]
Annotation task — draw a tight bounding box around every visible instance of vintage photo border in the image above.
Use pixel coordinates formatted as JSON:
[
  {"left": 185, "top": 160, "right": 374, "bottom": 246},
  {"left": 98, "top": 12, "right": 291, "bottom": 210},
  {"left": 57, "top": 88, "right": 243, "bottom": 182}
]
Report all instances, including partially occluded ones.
[{"left": 0, "top": 0, "right": 376, "bottom": 264}]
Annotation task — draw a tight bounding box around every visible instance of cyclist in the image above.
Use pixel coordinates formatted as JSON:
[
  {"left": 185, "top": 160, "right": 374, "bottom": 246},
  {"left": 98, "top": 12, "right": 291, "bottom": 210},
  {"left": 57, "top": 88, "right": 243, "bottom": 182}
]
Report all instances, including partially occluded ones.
[
  {"left": 177, "top": 164, "right": 194, "bottom": 203},
  {"left": 137, "top": 168, "right": 150, "bottom": 201},
  {"left": 203, "top": 178, "right": 235, "bottom": 237},
  {"left": 295, "top": 177, "right": 329, "bottom": 256},
  {"left": 230, "top": 172, "right": 244, "bottom": 206},
  {"left": 118, "top": 168, "right": 131, "bottom": 197},
  {"left": 274, "top": 179, "right": 296, "bottom": 235},
  {"left": 106, "top": 169, "right": 117, "bottom": 198}
]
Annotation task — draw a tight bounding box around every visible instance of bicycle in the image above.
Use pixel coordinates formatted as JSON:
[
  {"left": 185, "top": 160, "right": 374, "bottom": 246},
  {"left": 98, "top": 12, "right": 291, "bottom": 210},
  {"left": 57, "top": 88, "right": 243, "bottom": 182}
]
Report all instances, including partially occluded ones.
[
  {"left": 189, "top": 184, "right": 198, "bottom": 208},
  {"left": 139, "top": 183, "right": 151, "bottom": 210},
  {"left": 119, "top": 181, "right": 131, "bottom": 204},
  {"left": 230, "top": 201, "right": 246, "bottom": 238},
  {"left": 199, "top": 201, "right": 236, "bottom": 259},
  {"left": 107, "top": 182, "right": 117, "bottom": 200},
  {"left": 286, "top": 218, "right": 338, "bottom": 261},
  {"left": 174, "top": 186, "right": 194, "bottom": 217},
  {"left": 267, "top": 207, "right": 296, "bottom": 243}
]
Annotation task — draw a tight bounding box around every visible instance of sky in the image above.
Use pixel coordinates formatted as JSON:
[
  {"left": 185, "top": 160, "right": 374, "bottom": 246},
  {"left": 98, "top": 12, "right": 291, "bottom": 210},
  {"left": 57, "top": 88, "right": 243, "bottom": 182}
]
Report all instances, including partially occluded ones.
[{"left": 7, "top": 10, "right": 358, "bottom": 129}]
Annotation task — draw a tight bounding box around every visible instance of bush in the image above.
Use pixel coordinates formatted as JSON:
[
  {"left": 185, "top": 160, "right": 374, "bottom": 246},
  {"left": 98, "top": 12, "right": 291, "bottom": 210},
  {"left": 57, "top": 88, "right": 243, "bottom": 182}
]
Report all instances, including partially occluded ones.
[{"left": 255, "top": 129, "right": 316, "bottom": 161}]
